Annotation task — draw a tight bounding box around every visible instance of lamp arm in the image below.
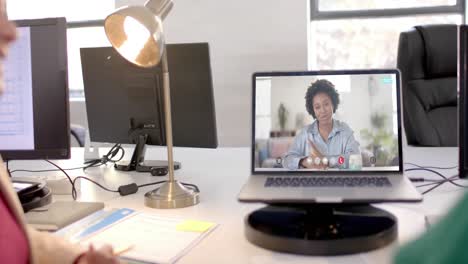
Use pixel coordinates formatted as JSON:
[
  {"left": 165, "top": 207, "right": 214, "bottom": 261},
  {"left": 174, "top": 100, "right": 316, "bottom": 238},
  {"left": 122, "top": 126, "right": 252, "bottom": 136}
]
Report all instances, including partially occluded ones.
[
  {"left": 145, "top": 0, "right": 174, "bottom": 20},
  {"left": 161, "top": 51, "right": 175, "bottom": 182}
]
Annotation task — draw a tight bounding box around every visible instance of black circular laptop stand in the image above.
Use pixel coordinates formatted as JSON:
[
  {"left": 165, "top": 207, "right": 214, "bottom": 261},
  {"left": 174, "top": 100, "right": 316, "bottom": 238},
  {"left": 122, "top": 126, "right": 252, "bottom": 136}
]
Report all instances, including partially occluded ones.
[{"left": 245, "top": 204, "right": 397, "bottom": 255}]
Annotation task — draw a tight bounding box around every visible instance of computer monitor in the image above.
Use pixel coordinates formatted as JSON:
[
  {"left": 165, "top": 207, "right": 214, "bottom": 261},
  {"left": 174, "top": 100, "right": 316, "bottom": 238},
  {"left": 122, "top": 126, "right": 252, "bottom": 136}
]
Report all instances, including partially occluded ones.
[
  {"left": 459, "top": 25, "right": 468, "bottom": 178},
  {"left": 81, "top": 43, "right": 217, "bottom": 172},
  {"left": 0, "top": 17, "right": 70, "bottom": 160}
]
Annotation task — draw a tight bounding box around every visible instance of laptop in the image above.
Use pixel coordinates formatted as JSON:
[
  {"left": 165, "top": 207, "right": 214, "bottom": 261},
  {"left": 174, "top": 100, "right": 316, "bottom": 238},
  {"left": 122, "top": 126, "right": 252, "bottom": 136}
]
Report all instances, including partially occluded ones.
[{"left": 238, "top": 69, "right": 422, "bottom": 204}]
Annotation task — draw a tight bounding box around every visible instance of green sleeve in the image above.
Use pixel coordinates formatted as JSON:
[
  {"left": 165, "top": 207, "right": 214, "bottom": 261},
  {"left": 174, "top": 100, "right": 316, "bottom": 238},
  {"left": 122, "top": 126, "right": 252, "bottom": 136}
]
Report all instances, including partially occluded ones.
[{"left": 394, "top": 192, "right": 468, "bottom": 264}]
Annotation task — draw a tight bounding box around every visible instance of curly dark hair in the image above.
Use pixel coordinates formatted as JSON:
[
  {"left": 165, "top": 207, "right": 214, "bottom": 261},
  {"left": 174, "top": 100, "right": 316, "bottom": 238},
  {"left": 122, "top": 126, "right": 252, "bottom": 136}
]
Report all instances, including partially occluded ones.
[{"left": 305, "top": 79, "right": 340, "bottom": 119}]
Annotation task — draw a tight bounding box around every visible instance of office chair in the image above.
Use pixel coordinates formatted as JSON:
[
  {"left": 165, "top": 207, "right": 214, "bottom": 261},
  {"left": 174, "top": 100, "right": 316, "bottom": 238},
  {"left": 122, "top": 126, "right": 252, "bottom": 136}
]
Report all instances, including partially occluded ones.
[
  {"left": 397, "top": 24, "right": 457, "bottom": 146},
  {"left": 70, "top": 124, "right": 86, "bottom": 147}
]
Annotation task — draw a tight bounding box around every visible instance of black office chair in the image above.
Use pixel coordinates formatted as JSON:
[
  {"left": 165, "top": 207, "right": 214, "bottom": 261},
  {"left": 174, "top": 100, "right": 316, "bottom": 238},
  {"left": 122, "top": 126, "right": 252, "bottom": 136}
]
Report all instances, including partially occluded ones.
[
  {"left": 397, "top": 24, "right": 457, "bottom": 146},
  {"left": 70, "top": 124, "right": 86, "bottom": 147}
]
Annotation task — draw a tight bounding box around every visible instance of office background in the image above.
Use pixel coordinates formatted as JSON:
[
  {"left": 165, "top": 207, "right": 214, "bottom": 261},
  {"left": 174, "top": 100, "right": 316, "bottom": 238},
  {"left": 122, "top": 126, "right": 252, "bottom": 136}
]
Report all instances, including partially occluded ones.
[
  {"left": 264, "top": 74, "right": 396, "bottom": 144},
  {"left": 70, "top": 0, "right": 309, "bottom": 147},
  {"left": 9, "top": 0, "right": 467, "bottom": 147}
]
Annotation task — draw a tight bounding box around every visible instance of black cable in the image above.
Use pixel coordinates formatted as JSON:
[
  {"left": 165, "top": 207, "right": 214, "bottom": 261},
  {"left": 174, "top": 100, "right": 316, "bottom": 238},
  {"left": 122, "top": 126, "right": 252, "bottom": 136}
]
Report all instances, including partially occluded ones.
[
  {"left": 137, "top": 181, "right": 167, "bottom": 188},
  {"left": 15, "top": 157, "right": 200, "bottom": 198},
  {"left": 414, "top": 176, "right": 468, "bottom": 195},
  {"left": 136, "top": 181, "right": 200, "bottom": 192},
  {"left": 84, "top": 144, "right": 125, "bottom": 167},
  {"left": 404, "top": 166, "right": 468, "bottom": 195},
  {"left": 44, "top": 160, "right": 77, "bottom": 200},
  {"left": 73, "top": 176, "right": 120, "bottom": 194},
  {"left": 106, "top": 144, "right": 125, "bottom": 163},
  {"left": 9, "top": 163, "right": 103, "bottom": 174},
  {"left": 405, "top": 167, "right": 461, "bottom": 187},
  {"left": 405, "top": 162, "right": 457, "bottom": 170},
  {"left": 421, "top": 181, "right": 446, "bottom": 195},
  {"left": 409, "top": 177, "right": 443, "bottom": 182},
  {"left": 416, "top": 176, "right": 459, "bottom": 188},
  {"left": 43, "top": 161, "right": 120, "bottom": 199},
  {"left": 180, "top": 182, "right": 200, "bottom": 193},
  {"left": 8, "top": 144, "right": 124, "bottom": 174}
]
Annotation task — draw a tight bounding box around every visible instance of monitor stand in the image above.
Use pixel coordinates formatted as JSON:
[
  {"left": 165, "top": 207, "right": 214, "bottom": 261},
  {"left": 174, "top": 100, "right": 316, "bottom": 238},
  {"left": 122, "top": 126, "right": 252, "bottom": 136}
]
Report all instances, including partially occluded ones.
[
  {"left": 245, "top": 204, "right": 397, "bottom": 255},
  {"left": 115, "top": 134, "right": 181, "bottom": 176}
]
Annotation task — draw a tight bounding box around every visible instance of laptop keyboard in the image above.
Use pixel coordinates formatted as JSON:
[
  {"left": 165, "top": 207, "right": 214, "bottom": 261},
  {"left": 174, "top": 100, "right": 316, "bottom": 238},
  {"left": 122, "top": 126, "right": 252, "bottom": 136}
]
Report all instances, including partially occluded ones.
[{"left": 264, "top": 176, "right": 392, "bottom": 188}]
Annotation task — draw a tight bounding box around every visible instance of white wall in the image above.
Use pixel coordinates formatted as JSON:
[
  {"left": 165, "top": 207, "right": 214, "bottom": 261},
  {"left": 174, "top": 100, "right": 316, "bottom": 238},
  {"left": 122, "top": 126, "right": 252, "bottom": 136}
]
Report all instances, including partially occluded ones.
[
  {"left": 336, "top": 75, "right": 371, "bottom": 144},
  {"left": 81, "top": 0, "right": 309, "bottom": 147},
  {"left": 270, "top": 76, "right": 313, "bottom": 132}
]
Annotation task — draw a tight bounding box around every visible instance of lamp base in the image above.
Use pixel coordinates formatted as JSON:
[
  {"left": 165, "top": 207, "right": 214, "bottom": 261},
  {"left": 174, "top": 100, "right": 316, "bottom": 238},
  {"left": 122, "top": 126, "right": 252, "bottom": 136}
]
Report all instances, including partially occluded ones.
[{"left": 144, "top": 180, "right": 199, "bottom": 209}]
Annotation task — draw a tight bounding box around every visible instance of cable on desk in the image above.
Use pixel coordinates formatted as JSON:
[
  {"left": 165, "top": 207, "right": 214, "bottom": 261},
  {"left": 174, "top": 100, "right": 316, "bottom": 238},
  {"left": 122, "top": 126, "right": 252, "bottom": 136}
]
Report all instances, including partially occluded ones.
[
  {"left": 8, "top": 144, "right": 125, "bottom": 175},
  {"left": 404, "top": 162, "right": 457, "bottom": 170},
  {"left": 83, "top": 143, "right": 125, "bottom": 170},
  {"left": 44, "top": 160, "right": 113, "bottom": 200},
  {"left": 409, "top": 178, "right": 443, "bottom": 183},
  {"left": 404, "top": 166, "right": 468, "bottom": 194},
  {"left": 416, "top": 176, "right": 459, "bottom": 188},
  {"left": 8, "top": 163, "right": 103, "bottom": 174},
  {"left": 405, "top": 167, "right": 460, "bottom": 186},
  {"left": 179, "top": 183, "right": 200, "bottom": 193},
  {"left": 68, "top": 177, "right": 201, "bottom": 198},
  {"left": 73, "top": 176, "right": 119, "bottom": 194},
  {"left": 44, "top": 160, "right": 77, "bottom": 199},
  {"left": 409, "top": 169, "right": 468, "bottom": 195},
  {"left": 17, "top": 157, "right": 201, "bottom": 199},
  {"left": 420, "top": 181, "right": 450, "bottom": 195},
  {"left": 137, "top": 181, "right": 200, "bottom": 192},
  {"left": 137, "top": 181, "right": 167, "bottom": 188}
]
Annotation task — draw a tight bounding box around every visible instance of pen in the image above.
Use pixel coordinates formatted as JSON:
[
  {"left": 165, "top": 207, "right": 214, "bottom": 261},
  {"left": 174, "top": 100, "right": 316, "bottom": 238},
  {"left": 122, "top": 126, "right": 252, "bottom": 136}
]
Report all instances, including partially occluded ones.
[{"left": 113, "top": 244, "right": 134, "bottom": 256}]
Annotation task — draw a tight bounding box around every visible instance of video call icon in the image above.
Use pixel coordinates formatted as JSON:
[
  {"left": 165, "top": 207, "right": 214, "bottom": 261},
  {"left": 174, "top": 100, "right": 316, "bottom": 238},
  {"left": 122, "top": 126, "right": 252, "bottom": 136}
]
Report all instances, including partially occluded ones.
[{"left": 338, "top": 156, "right": 345, "bottom": 165}]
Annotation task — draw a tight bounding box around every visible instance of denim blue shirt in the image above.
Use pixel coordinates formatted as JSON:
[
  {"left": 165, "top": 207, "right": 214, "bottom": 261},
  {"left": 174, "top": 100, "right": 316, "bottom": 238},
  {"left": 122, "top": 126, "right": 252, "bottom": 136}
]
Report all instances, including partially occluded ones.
[{"left": 282, "top": 119, "right": 360, "bottom": 169}]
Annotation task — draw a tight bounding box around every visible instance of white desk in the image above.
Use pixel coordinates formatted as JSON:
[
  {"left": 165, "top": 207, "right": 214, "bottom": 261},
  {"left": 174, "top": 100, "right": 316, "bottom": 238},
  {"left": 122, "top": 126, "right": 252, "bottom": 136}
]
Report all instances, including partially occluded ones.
[{"left": 8, "top": 146, "right": 467, "bottom": 264}]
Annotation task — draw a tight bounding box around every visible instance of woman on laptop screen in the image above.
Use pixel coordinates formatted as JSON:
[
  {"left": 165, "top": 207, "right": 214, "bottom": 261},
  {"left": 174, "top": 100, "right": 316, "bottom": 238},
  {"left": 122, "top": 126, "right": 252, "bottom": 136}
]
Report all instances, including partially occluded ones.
[{"left": 282, "top": 79, "right": 360, "bottom": 170}]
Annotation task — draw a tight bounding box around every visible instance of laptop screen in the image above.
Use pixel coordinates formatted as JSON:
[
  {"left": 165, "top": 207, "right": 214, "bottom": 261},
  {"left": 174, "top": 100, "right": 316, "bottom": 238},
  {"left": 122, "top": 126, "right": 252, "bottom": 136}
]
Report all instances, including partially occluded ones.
[{"left": 252, "top": 70, "right": 402, "bottom": 173}]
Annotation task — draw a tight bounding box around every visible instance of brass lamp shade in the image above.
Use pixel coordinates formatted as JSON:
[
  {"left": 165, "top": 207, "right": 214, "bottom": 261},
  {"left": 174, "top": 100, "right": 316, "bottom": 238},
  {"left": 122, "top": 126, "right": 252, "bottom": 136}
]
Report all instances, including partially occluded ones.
[{"left": 104, "top": 6, "right": 164, "bottom": 68}]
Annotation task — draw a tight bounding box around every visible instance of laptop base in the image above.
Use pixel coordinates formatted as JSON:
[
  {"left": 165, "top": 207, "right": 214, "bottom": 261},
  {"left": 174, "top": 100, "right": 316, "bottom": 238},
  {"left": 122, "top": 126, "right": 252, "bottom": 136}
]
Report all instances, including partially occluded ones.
[{"left": 245, "top": 204, "right": 397, "bottom": 255}]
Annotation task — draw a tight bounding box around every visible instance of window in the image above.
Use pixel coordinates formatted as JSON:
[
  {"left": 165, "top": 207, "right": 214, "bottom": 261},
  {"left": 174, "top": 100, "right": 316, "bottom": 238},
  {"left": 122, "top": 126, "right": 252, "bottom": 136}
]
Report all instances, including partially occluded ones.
[
  {"left": 255, "top": 78, "right": 272, "bottom": 139},
  {"left": 309, "top": 0, "right": 464, "bottom": 69},
  {"left": 67, "top": 27, "right": 110, "bottom": 98},
  {"left": 317, "top": 0, "right": 457, "bottom": 12},
  {"left": 7, "top": 0, "right": 115, "bottom": 98}
]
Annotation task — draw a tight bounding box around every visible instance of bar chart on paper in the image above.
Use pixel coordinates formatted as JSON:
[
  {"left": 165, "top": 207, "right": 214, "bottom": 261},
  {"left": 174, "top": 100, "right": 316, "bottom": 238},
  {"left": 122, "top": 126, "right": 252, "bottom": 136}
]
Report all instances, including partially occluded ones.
[{"left": 0, "top": 26, "right": 34, "bottom": 150}]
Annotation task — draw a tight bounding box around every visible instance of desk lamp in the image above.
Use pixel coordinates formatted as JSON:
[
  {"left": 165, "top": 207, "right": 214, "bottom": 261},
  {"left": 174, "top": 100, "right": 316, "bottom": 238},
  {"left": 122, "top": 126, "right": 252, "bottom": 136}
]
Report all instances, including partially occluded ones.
[{"left": 104, "top": 0, "right": 199, "bottom": 209}]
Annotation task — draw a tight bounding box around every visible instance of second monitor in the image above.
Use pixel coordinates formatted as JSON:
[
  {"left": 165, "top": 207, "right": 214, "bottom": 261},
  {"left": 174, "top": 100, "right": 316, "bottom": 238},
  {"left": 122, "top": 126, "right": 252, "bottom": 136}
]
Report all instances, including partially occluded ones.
[{"left": 81, "top": 43, "right": 217, "bottom": 173}]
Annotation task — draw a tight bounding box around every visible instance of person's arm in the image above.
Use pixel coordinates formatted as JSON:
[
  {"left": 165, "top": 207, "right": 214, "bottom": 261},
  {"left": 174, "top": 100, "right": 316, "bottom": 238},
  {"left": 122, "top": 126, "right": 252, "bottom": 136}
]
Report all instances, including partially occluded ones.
[
  {"left": 283, "top": 130, "right": 325, "bottom": 170},
  {"left": 282, "top": 130, "right": 308, "bottom": 170},
  {"left": 26, "top": 226, "right": 84, "bottom": 264},
  {"left": 344, "top": 132, "right": 360, "bottom": 156},
  {"left": 395, "top": 193, "right": 468, "bottom": 264},
  {"left": 27, "top": 227, "right": 120, "bottom": 264},
  {"left": 305, "top": 133, "right": 360, "bottom": 170},
  {"left": 325, "top": 125, "right": 360, "bottom": 169}
]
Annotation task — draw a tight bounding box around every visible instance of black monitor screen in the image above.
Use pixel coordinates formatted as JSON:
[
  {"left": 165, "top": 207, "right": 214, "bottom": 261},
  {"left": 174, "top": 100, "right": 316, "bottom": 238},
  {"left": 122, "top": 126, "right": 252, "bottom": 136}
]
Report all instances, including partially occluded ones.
[
  {"left": 0, "top": 18, "right": 70, "bottom": 160},
  {"left": 81, "top": 43, "right": 217, "bottom": 149}
]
